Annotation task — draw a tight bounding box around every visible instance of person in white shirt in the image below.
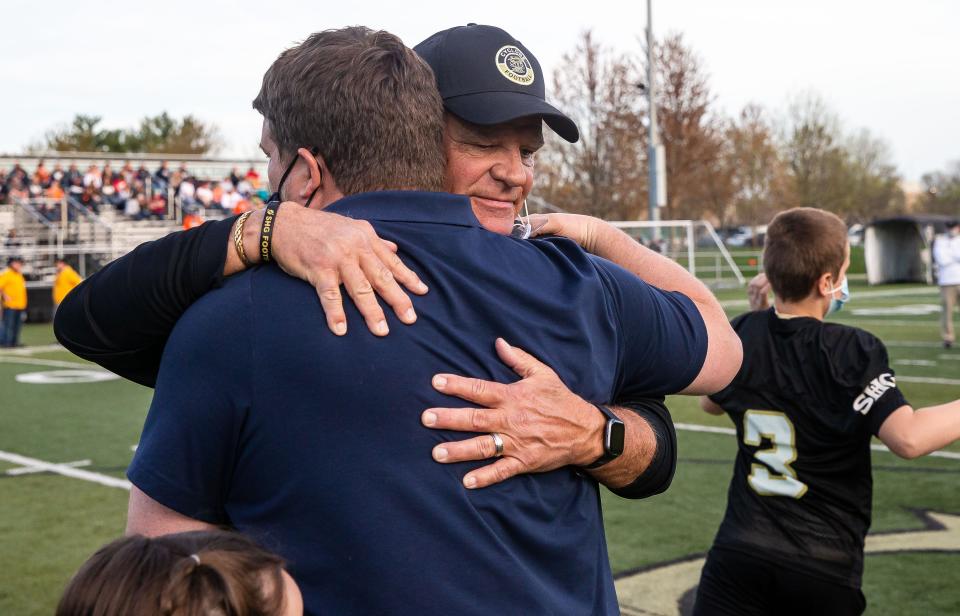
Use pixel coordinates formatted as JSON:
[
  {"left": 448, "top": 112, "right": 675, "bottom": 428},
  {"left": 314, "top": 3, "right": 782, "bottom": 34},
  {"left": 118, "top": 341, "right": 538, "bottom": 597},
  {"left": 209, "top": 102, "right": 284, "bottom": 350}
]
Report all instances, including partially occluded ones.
[{"left": 933, "top": 220, "right": 960, "bottom": 349}]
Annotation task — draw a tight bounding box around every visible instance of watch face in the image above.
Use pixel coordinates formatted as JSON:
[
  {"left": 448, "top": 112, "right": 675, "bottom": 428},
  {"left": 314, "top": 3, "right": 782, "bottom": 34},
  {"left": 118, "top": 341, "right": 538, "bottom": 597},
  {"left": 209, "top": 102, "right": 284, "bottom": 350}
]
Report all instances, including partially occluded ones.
[{"left": 606, "top": 420, "right": 626, "bottom": 456}]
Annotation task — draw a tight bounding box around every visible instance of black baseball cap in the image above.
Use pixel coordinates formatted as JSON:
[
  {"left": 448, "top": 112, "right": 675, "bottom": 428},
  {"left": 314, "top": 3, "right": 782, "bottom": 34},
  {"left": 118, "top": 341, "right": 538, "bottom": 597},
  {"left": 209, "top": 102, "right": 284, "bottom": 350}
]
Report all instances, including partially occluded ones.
[{"left": 415, "top": 24, "right": 580, "bottom": 143}]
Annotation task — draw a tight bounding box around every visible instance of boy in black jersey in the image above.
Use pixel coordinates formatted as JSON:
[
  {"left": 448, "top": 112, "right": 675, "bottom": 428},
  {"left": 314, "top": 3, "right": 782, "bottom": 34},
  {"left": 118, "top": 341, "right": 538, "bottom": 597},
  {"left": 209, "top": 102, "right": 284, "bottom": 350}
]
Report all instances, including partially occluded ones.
[{"left": 694, "top": 207, "right": 960, "bottom": 616}]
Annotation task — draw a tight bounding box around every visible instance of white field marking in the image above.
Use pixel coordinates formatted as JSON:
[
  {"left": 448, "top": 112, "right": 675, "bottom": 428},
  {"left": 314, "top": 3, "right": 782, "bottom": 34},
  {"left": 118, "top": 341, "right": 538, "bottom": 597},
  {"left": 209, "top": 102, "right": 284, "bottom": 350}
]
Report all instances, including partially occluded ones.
[
  {"left": 6, "top": 459, "right": 91, "bottom": 476},
  {"left": 0, "top": 343, "right": 65, "bottom": 356},
  {"left": 15, "top": 369, "right": 119, "bottom": 384},
  {"left": 674, "top": 423, "right": 960, "bottom": 460},
  {"left": 898, "top": 375, "right": 960, "bottom": 387},
  {"left": 886, "top": 341, "right": 949, "bottom": 348},
  {"left": 0, "top": 356, "right": 94, "bottom": 370},
  {"left": 0, "top": 450, "right": 131, "bottom": 490},
  {"left": 894, "top": 359, "right": 938, "bottom": 367},
  {"left": 852, "top": 304, "right": 941, "bottom": 317},
  {"left": 833, "top": 319, "right": 939, "bottom": 327},
  {"left": 720, "top": 286, "right": 939, "bottom": 309},
  {"left": 615, "top": 511, "right": 960, "bottom": 616},
  {"left": 939, "top": 354, "right": 960, "bottom": 361}
]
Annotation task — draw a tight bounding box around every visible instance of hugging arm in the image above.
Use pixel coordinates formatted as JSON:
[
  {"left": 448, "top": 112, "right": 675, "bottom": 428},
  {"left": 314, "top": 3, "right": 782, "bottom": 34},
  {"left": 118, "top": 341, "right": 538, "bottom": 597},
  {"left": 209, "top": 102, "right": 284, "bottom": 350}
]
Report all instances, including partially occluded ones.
[{"left": 55, "top": 206, "right": 427, "bottom": 387}]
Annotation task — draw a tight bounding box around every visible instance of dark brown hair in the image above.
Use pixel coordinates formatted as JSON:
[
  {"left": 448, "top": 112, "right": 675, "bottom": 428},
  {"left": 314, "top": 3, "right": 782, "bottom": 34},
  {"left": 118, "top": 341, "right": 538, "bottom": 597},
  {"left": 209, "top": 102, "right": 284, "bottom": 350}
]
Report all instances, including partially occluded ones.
[
  {"left": 763, "top": 207, "right": 848, "bottom": 302},
  {"left": 253, "top": 27, "right": 446, "bottom": 195},
  {"left": 57, "top": 531, "right": 288, "bottom": 616}
]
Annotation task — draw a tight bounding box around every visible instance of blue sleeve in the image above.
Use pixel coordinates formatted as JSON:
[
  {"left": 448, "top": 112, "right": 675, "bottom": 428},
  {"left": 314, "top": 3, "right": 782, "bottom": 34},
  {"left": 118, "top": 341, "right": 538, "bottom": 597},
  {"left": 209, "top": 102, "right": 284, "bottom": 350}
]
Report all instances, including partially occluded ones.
[
  {"left": 126, "top": 275, "right": 253, "bottom": 525},
  {"left": 593, "top": 257, "right": 708, "bottom": 397}
]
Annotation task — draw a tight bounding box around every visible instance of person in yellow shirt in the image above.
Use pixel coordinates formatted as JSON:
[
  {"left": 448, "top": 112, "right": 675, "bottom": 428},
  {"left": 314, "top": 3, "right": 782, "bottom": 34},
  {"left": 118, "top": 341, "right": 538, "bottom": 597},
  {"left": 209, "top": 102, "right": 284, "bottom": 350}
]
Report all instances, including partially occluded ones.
[
  {"left": 0, "top": 257, "right": 27, "bottom": 347},
  {"left": 53, "top": 258, "right": 83, "bottom": 308}
]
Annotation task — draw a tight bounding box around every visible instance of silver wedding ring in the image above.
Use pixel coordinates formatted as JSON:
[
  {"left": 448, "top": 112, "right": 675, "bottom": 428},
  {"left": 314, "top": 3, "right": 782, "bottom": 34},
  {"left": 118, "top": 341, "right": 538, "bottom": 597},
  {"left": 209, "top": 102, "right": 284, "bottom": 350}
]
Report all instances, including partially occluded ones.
[{"left": 490, "top": 432, "right": 504, "bottom": 458}]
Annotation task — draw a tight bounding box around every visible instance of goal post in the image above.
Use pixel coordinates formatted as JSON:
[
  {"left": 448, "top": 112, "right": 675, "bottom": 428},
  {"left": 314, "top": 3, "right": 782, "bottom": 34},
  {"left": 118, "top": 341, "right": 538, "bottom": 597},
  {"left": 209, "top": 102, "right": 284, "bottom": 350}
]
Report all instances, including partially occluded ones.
[{"left": 607, "top": 219, "right": 747, "bottom": 287}]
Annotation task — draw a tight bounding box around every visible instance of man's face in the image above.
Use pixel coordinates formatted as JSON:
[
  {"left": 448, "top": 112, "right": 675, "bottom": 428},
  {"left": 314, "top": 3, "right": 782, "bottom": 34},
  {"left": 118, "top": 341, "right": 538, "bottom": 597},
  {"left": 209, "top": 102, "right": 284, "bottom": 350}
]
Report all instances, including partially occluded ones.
[
  {"left": 9, "top": 261, "right": 22, "bottom": 273},
  {"left": 443, "top": 114, "right": 543, "bottom": 236}
]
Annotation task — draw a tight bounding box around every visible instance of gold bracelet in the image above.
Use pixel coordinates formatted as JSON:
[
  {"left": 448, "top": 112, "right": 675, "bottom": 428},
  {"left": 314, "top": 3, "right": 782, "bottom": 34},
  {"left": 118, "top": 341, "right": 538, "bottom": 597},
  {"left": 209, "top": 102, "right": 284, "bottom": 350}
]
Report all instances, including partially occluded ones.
[{"left": 233, "top": 211, "right": 255, "bottom": 267}]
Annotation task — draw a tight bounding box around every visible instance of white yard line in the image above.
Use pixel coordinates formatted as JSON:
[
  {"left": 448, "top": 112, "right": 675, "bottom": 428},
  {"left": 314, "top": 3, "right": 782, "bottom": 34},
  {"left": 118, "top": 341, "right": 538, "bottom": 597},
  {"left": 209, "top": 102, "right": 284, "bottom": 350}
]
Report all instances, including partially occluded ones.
[
  {"left": 674, "top": 423, "right": 960, "bottom": 461},
  {"left": 6, "top": 459, "right": 91, "bottom": 476},
  {"left": 897, "top": 376, "right": 960, "bottom": 386},
  {"left": 0, "top": 356, "right": 98, "bottom": 370},
  {"left": 0, "top": 450, "right": 131, "bottom": 490},
  {"left": 0, "top": 343, "right": 65, "bottom": 356}
]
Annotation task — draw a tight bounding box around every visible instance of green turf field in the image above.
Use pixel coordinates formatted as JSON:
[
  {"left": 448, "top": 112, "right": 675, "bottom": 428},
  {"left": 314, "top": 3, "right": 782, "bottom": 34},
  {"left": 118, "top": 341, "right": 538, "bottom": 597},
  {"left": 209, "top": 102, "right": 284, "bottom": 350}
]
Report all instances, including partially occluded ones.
[{"left": 1, "top": 280, "right": 957, "bottom": 615}]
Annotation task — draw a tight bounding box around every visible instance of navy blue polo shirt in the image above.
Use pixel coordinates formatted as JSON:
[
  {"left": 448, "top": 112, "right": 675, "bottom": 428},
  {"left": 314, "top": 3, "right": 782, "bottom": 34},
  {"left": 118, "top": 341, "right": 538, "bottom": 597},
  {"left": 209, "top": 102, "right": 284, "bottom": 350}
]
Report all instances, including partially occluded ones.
[{"left": 128, "top": 191, "right": 707, "bottom": 615}]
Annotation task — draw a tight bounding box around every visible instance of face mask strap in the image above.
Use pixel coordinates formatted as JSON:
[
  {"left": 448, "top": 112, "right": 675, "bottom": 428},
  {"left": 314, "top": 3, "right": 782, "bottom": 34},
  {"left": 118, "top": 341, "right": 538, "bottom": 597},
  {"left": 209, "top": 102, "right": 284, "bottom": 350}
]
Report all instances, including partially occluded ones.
[
  {"left": 268, "top": 146, "right": 321, "bottom": 206},
  {"left": 510, "top": 200, "right": 532, "bottom": 239}
]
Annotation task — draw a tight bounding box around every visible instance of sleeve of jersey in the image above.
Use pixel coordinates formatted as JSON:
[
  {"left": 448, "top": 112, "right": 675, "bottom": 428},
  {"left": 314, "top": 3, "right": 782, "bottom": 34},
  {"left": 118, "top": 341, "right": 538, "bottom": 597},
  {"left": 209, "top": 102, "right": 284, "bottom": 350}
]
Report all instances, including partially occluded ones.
[
  {"left": 126, "top": 278, "right": 252, "bottom": 524},
  {"left": 607, "top": 396, "right": 677, "bottom": 500},
  {"left": 594, "top": 257, "right": 709, "bottom": 397},
  {"left": 53, "top": 217, "right": 235, "bottom": 388},
  {"left": 831, "top": 328, "right": 909, "bottom": 436}
]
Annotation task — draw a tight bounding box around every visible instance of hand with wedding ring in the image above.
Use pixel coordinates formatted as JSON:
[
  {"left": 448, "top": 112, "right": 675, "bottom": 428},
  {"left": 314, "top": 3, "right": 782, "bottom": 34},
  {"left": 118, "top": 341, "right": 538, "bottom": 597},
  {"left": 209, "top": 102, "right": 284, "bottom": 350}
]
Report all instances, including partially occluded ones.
[{"left": 421, "top": 338, "right": 606, "bottom": 489}]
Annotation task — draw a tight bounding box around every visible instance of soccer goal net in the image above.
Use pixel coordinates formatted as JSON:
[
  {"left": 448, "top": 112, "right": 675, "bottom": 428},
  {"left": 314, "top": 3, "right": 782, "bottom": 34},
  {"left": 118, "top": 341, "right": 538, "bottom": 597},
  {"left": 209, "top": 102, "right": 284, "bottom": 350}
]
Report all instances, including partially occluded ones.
[{"left": 607, "top": 220, "right": 747, "bottom": 288}]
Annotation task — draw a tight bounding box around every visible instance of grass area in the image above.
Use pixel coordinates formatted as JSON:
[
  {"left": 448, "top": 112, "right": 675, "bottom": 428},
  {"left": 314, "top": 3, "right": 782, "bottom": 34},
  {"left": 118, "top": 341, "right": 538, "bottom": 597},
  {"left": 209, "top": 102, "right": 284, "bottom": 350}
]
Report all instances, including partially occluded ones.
[{"left": 0, "top": 280, "right": 958, "bottom": 614}]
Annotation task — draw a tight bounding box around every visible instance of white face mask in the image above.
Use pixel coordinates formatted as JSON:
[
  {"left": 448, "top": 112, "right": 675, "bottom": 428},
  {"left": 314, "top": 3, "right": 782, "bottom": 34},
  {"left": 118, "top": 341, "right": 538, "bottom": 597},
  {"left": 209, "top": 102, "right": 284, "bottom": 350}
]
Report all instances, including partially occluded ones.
[
  {"left": 825, "top": 277, "right": 850, "bottom": 316},
  {"left": 510, "top": 199, "right": 533, "bottom": 239}
]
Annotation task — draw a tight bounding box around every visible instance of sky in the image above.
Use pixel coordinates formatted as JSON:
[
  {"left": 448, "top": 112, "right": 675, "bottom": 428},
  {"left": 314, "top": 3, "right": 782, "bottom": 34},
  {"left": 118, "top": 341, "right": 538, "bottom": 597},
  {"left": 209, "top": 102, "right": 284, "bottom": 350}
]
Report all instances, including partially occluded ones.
[{"left": 1, "top": 0, "right": 956, "bottom": 182}]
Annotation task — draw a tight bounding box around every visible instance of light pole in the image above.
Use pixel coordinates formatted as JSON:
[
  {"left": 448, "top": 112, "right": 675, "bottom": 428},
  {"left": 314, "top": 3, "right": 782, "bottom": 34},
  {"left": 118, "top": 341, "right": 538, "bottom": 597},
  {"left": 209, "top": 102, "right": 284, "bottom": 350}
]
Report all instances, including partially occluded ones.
[{"left": 646, "top": 0, "right": 666, "bottom": 229}]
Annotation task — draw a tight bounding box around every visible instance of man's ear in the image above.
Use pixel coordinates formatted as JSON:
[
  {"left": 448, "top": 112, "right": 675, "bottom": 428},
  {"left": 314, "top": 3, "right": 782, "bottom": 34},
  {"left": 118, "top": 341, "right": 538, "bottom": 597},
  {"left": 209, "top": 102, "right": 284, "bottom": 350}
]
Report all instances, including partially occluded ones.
[
  {"left": 296, "top": 147, "right": 324, "bottom": 200},
  {"left": 816, "top": 271, "right": 835, "bottom": 298}
]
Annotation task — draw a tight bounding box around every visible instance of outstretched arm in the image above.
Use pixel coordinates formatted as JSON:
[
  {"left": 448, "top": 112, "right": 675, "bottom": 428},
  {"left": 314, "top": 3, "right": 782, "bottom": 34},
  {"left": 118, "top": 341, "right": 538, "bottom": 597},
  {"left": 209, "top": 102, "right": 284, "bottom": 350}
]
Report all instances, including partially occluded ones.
[
  {"left": 55, "top": 206, "right": 427, "bottom": 387},
  {"left": 531, "top": 214, "right": 741, "bottom": 395},
  {"left": 878, "top": 399, "right": 960, "bottom": 459}
]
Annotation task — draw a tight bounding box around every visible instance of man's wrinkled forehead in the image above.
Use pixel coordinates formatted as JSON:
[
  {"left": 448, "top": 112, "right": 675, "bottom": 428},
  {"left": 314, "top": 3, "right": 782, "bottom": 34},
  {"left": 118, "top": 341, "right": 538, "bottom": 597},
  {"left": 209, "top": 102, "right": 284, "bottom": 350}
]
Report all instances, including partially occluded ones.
[{"left": 447, "top": 114, "right": 544, "bottom": 145}]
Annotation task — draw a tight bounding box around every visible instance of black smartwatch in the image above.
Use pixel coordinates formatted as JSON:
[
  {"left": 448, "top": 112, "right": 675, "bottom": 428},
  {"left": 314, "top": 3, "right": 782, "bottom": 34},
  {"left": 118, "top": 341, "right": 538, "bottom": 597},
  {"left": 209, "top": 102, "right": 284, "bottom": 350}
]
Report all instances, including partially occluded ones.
[{"left": 584, "top": 404, "right": 626, "bottom": 469}]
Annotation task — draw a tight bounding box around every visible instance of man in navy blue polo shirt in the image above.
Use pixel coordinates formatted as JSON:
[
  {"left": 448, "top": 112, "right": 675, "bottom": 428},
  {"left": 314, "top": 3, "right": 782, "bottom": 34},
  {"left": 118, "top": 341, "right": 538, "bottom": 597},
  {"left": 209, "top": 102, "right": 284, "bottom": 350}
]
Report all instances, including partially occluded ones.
[{"left": 126, "top": 28, "right": 716, "bottom": 614}]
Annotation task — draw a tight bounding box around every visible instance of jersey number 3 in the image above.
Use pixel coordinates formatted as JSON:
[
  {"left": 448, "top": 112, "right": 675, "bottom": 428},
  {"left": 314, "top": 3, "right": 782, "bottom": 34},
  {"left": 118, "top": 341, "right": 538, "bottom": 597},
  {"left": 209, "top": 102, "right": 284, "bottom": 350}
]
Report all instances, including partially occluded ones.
[{"left": 744, "top": 410, "right": 808, "bottom": 499}]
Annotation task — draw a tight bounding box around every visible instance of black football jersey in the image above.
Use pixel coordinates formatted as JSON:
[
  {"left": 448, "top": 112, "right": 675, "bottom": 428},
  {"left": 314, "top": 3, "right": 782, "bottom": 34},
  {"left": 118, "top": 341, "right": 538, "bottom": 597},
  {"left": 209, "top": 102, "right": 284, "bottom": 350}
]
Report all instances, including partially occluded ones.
[{"left": 709, "top": 308, "right": 908, "bottom": 587}]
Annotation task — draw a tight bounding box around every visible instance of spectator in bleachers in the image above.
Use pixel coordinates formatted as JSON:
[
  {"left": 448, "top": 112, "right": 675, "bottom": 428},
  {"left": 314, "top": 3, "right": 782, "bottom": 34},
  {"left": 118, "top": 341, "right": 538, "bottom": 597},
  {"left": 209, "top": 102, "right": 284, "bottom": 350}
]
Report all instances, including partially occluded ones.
[
  {"left": 135, "top": 163, "right": 150, "bottom": 182},
  {"left": 51, "top": 162, "right": 65, "bottom": 187},
  {"left": 64, "top": 163, "right": 81, "bottom": 188},
  {"left": 229, "top": 166, "right": 242, "bottom": 187},
  {"left": 79, "top": 184, "right": 101, "bottom": 213},
  {"left": 244, "top": 166, "right": 260, "bottom": 187},
  {"left": 220, "top": 182, "right": 241, "bottom": 213},
  {"left": 195, "top": 180, "right": 213, "bottom": 207},
  {"left": 154, "top": 161, "right": 171, "bottom": 189},
  {"left": 178, "top": 176, "right": 197, "bottom": 208},
  {"left": 45, "top": 180, "right": 64, "bottom": 200},
  {"left": 4, "top": 229, "right": 20, "bottom": 248},
  {"left": 33, "top": 160, "right": 50, "bottom": 186},
  {"left": 83, "top": 164, "right": 102, "bottom": 189}
]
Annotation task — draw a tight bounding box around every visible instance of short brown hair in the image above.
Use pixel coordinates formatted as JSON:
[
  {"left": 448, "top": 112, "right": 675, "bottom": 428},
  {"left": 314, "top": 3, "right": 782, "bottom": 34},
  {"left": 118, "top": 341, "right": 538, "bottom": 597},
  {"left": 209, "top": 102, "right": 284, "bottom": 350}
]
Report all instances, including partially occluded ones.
[
  {"left": 253, "top": 27, "right": 446, "bottom": 195},
  {"left": 57, "top": 531, "right": 287, "bottom": 616},
  {"left": 763, "top": 207, "right": 848, "bottom": 302}
]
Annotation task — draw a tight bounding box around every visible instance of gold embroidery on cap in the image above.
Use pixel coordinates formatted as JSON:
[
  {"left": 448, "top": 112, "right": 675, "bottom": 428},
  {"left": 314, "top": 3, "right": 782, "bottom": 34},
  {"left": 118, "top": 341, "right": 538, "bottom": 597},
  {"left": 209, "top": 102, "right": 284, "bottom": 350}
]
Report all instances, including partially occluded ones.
[{"left": 495, "top": 46, "right": 535, "bottom": 86}]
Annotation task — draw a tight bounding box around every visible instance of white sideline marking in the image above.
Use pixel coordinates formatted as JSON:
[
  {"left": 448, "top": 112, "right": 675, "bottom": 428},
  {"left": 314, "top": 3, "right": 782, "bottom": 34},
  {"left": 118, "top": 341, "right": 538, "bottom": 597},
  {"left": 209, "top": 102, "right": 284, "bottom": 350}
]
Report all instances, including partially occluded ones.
[
  {"left": 835, "top": 319, "right": 940, "bottom": 327},
  {"left": 0, "top": 451, "right": 131, "bottom": 490},
  {"left": 720, "top": 287, "right": 939, "bottom": 309},
  {"left": 674, "top": 423, "right": 960, "bottom": 461},
  {"left": 939, "top": 354, "right": 960, "bottom": 361},
  {"left": 0, "top": 344, "right": 65, "bottom": 356},
  {"left": 6, "top": 459, "right": 91, "bottom": 476},
  {"left": 898, "top": 376, "right": 960, "bottom": 386},
  {"left": 887, "top": 341, "right": 949, "bottom": 348},
  {"left": 0, "top": 356, "right": 95, "bottom": 370},
  {"left": 894, "top": 359, "right": 937, "bottom": 367}
]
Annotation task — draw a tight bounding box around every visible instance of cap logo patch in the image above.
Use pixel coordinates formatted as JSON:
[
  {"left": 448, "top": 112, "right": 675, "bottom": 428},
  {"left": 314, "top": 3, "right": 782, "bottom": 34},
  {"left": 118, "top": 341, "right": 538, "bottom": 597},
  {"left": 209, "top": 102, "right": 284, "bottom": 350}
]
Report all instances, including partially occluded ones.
[{"left": 495, "top": 45, "right": 535, "bottom": 86}]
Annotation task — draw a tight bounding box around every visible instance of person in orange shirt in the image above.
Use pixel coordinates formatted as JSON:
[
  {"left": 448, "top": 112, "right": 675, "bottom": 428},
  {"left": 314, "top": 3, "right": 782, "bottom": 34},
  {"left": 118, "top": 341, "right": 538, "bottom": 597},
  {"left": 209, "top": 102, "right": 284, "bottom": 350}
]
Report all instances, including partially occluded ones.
[
  {"left": 0, "top": 257, "right": 27, "bottom": 347},
  {"left": 53, "top": 258, "right": 82, "bottom": 308}
]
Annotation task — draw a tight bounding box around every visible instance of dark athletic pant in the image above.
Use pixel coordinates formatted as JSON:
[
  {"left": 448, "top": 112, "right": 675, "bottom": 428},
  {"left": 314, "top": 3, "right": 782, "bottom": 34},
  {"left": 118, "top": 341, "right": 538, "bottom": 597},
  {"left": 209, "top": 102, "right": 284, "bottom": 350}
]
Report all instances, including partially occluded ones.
[{"left": 693, "top": 546, "right": 866, "bottom": 616}]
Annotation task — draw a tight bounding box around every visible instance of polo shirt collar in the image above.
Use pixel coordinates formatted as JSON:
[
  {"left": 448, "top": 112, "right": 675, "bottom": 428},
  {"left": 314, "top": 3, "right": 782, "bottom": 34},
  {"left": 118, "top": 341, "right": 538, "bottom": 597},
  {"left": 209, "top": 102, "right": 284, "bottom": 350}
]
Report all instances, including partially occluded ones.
[{"left": 324, "top": 191, "right": 481, "bottom": 228}]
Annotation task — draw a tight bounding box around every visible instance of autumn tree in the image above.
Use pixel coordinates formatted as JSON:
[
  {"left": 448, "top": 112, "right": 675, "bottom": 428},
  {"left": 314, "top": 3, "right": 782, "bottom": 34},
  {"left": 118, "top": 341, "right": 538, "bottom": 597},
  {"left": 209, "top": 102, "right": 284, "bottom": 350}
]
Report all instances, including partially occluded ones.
[
  {"left": 780, "top": 93, "right": 902, "bottom": 221},
  {"left": 537, "top": 31, "right": 647, "bottom": 220},
  {"left": 919, "top": 161, "right": 960, "bottom": 216},
  {"left": 721, "top": 104, "right": 797, "bottom": 227}
]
